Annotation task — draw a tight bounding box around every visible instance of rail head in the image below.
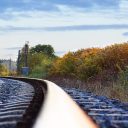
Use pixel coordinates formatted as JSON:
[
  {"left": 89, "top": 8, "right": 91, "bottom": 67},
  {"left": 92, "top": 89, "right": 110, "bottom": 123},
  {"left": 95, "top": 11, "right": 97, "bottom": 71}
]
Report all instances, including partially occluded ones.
[
  {"left": 34, "top": 80, "right": 98, "bottom": 128},
  {"left": 1, "top": 77, "right": 98, "bottom": 128}
]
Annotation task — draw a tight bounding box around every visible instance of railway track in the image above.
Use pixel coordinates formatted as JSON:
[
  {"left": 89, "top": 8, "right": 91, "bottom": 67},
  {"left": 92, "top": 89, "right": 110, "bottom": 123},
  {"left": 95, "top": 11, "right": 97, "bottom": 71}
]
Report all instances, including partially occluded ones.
[{"left": 0, "top": 77, "right": 127, "bottom": 128}]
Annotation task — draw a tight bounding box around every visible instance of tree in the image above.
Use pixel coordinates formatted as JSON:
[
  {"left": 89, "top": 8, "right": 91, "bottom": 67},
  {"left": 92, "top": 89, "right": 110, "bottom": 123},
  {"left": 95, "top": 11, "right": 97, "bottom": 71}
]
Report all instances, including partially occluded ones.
[{"left": 30, "top": 44, "right": 55, "bottom": 57}]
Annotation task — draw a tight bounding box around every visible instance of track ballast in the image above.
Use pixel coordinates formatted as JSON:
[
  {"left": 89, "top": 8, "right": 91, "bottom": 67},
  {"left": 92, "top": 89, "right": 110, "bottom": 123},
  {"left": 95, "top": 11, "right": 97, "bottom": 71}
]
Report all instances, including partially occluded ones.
[
  {"left": 0, "top": 78, "right": 44, "bottom": 128},
  {"left": 64, "top": 88, "right": 128, "bottom": 128},
  {"left": 0, "top": 78, "right": 34, "bottom": 128}
]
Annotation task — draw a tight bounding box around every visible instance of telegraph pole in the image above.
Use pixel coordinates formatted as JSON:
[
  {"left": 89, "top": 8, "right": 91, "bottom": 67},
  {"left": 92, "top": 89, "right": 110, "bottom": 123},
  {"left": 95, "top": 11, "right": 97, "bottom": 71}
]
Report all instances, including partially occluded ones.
[
  {"left": 9, "top": 58, "right": 11, "bottom": 71},
  {"left": 24, "top": 43, "right": 29, "bottom": 67},
  {"left": 17, "top": 50, "right": 21, "bottom": 73},
  {"left": 22, "top": 41, "right": 29, "bottom": 76}
]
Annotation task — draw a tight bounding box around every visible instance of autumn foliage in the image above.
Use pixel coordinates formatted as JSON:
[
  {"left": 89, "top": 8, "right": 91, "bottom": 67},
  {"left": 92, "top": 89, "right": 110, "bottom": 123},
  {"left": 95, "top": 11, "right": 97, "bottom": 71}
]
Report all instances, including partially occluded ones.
[
  {"left": 0, "top": 64, "right": 9, "bottom": 76},
  {"left": 49, "top": 43, "right": 128, "bottom": 84}
]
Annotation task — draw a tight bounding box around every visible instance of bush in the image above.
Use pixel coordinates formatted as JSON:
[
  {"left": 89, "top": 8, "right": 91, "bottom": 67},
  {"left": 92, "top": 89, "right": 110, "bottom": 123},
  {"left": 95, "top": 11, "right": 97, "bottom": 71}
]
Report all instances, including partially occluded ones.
[
  {"left": 28, "top": 53, "right": 55, "bottom": 78},
  {"left": 77, "top": 57, "right": 101, "bottom": 80},
  {"left": 49, "top": 48, "right": 101, "bottom": 80},
  {"left": 0, "top": 64, "right": 9, "bottom": 76},
  {"left": 49, "top": 42, "right": 128, "bottom": 83},
  {"left": 49, "top": 52, "right": 78, "bottom": 77},
  {"left": 118, "top": 66, "right": 128, "bottom": 87}
]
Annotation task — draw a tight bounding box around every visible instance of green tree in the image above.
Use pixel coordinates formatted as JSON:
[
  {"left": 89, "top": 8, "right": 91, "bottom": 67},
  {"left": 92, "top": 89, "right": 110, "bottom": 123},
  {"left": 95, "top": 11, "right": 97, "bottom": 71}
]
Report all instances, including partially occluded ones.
[
  {"left": 17, "top": 43, "right": 56, "bottom": 77},
  {"left": 30, "top": 44, "right": 55, "bottom": 57},
  {"left": 29, "top": 53, "right": 54, "bottom": 78}
]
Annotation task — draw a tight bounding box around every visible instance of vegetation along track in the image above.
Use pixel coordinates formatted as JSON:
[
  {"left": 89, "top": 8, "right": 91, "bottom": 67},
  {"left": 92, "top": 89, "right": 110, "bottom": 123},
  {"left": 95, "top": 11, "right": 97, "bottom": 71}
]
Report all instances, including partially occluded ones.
[{"left": 0, "top": 77, "right": 128, "bottom": 128}]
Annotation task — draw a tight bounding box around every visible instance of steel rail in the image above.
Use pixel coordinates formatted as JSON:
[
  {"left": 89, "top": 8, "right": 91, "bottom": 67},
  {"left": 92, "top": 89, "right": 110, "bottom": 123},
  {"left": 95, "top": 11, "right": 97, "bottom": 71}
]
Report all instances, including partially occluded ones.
[{"left": 1, "top": 77, "right": 98, "bottom": 128}]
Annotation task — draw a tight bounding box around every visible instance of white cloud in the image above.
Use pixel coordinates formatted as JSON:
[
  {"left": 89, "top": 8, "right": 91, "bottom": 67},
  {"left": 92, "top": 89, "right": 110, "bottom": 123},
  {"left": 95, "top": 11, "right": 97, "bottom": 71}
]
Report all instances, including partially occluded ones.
[
  {"left": 0, "top": 29, "right": 128, "bottom": 60},
  {"left": 0, "top": 0, "right": 128, "bottom": 60}
]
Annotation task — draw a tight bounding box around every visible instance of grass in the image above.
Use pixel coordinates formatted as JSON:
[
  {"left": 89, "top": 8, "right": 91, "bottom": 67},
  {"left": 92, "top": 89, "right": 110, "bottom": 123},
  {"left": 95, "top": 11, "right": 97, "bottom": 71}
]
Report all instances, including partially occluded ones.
[{"left": 47, "top": 76, "right": 128, "bottom": 103}]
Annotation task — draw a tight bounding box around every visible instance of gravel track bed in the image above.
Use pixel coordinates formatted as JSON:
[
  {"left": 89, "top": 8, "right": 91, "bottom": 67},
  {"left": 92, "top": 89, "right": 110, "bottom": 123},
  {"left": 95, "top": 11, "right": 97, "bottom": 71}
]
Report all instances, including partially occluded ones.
[
  {"left": 0, "top": 78, "right": 34, "bottom": 128},
  {"left": 63, "top": 88, "right": 128, "bottom": 128}
]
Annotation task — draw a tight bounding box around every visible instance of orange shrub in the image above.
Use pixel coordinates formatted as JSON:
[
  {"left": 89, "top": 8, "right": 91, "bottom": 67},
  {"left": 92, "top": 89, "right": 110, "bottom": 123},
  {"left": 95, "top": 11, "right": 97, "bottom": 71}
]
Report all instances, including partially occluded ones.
[{"left": 49, "top": 42, "right": 128, "bottom": 82}]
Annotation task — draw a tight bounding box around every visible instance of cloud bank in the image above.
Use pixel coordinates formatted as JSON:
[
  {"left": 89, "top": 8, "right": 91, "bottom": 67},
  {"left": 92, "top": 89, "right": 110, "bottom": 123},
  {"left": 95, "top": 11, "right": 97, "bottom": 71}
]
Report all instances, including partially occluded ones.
[
  {"left": 1, "top": 24, "right": 128, "bottom": 32},
  {"left": 0, "top": 0, "right": 119, "bottom": 13}
]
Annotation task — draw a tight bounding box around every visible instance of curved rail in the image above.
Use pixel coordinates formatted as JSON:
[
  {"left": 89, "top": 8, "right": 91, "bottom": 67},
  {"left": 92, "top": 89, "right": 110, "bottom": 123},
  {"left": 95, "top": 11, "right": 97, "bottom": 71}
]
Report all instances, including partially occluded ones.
[
  {"left": 34, "top": 80, "right": 98, "bottom": 128},
  {"left": 1, "top": 77, "right": 98, "bottom": 128}
]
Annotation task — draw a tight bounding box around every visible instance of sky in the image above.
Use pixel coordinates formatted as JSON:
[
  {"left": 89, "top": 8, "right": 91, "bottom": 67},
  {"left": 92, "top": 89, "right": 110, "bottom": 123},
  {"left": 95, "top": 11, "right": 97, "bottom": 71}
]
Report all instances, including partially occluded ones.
[{"left": 0, "top": 0, "right": 128, "bottom": 60}]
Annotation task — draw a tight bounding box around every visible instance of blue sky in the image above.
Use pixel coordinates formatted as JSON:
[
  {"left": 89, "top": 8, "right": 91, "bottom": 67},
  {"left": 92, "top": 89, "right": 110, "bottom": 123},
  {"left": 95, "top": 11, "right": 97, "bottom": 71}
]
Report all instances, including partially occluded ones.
[{"left": 0, "top": 0, "right": 128, "bottom": 60}]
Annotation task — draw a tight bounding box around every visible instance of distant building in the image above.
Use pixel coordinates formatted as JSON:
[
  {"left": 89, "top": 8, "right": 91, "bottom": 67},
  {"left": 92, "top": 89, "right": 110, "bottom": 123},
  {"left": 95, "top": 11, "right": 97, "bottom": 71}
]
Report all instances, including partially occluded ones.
[{"left": 0, "top": 59, "right": 17, "bottom": 71}]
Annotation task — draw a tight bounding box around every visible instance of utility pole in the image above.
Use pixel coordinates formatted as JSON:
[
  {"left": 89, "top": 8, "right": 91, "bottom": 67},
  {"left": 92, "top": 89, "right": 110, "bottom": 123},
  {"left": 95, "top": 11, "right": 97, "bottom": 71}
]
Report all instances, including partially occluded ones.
[
  {"left": 17, "top": 50, "right": 21, "bottom": 73},
  {"left": 24, "top": 43, "right": 29, "bottom": 67},
  {"left": 22, "top": 41, "right": 29, "bottom": 76},
  {"left": 24, "top": 41, "right": 29, "bottom": 67}
]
